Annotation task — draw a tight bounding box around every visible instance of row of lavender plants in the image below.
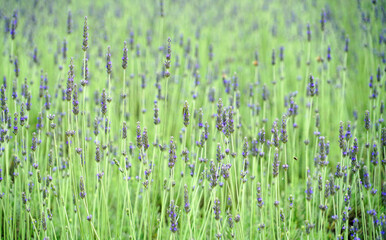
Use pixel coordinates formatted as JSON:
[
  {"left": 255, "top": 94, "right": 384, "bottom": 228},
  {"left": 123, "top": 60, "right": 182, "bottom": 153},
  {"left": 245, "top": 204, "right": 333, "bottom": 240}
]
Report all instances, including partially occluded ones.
[{"left": 0, "top": 0, "right": 385, "bottom": 239}]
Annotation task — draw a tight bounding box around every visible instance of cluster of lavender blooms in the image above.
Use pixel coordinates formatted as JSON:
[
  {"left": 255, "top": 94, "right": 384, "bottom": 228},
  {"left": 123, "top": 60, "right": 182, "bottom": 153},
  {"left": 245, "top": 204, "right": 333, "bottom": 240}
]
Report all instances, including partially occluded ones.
[{"left": 0, "top": 1, "right": 385, "bottom": 240}]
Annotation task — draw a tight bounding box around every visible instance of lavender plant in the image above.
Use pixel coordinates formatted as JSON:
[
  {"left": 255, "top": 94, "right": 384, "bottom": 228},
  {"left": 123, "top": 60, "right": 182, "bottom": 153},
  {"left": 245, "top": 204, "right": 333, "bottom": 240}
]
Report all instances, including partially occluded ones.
[{"left": 0, "top": 0, "right": 384, "bottom": 239}]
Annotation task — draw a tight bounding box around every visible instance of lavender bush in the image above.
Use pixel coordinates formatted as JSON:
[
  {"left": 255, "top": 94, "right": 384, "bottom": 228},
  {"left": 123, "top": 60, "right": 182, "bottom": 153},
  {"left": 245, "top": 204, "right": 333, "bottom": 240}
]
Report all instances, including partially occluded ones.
[{"left": 0, "top": 0, "right": 385, "bottom": 239}]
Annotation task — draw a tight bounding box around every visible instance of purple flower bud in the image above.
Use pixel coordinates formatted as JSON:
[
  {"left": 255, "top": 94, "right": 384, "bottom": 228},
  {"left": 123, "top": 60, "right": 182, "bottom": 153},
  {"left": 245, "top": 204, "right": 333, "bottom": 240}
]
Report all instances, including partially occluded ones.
[
  {"left": 106, "top": 46, "right": 112, "bottom": 75},
  {"left": 31, "top": 132, "right": 37, "bottom": 152},
  {"left": 79, "top": 176, "right": 86, "bottom": 198},
  {"left": 364, "top": 110, "right": 370, "bottom": 130},
  {"left": 101, "top": 89, "right": 107, "bottom": 116},
  {"left": 272, "top": 148, "right": 280, "bottom": 177},
  {"left": 327, "top": 46, "right": 331, "bottom": 61},
  {"left": 320, "top": 10, "right": 326, "bottom": 31},
  {"left": 184, "top": 185, "right": 190, "bottom": 213},
  {"left": 167, "top": 200, "right": 178, "bottom": 233},
  {"left": 306, "top": 177, "right": 313, "bottom": 201},
  {"left": 142, "top": 128, "right": 149, "bottom": 151},
  {"left": 168, "top": 137, "right": 176, "bottom": 169},
  {"left": 213, "top": 198, "right": 221, "bottom": 220},
  {"left": 256, "top": 182, "right": 264, "bottom": 208},
  {"left": 182, "top": 101, "right": 190, "bottom": 127},
  {"left": 82, "top": 16, "right": 88, "bottom": 51},
  {"left": 121, "top": 41, "right": 128, "bottom": 70},
  {"left": 344, "top": 38, "right": 349, "bottom": 52}
]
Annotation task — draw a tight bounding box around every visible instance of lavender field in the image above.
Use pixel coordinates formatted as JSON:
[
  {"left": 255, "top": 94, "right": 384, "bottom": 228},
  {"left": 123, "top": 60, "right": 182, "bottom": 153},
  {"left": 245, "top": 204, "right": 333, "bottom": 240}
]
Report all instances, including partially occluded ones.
[{"left": 0, "top": 0, "right": 385, "bottom": 239}]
